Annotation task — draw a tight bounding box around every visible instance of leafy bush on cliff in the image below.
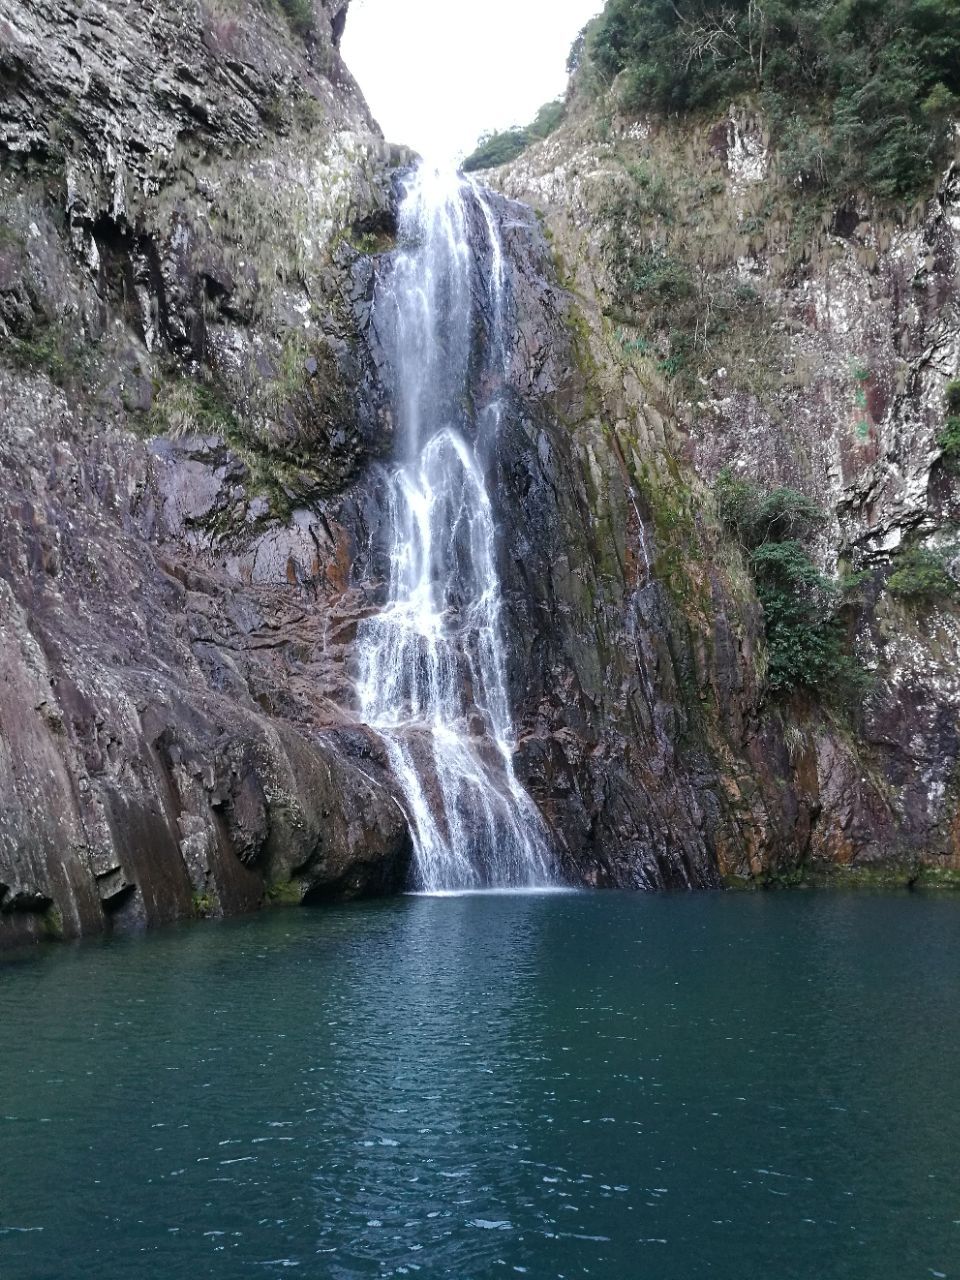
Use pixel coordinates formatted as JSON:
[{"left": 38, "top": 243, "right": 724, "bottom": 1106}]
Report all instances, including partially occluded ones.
[
  {"left": 715, "top": 470, "right": 861, "bottom": 695},
  {"left": 274, "top": 0, "right": 316, "bottom": 38},
  {"left": 714, "top": 471, "right": 823, "bottom": 546},
  {"left": 462, "top": 100, "right": 566, "bottom": 172},
  {"left": 936, "top": 382, "right": 960, "bottom": 471},
  {"left": 586, "top": 0, "right": 960, "bottom": 198},
  {"left": 749, "top": 540, "right": 856, "bottom": 692},
  {"left": 887, "top": 544, "right": 959, "bottom": 603},
  {"left": 938, "top": 415, "right": 960, "bottom": 471}
]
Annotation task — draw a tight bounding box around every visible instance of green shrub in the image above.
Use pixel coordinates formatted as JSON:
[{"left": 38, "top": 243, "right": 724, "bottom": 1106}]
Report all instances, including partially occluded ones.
[
  {"left": 937, "top": 416, "right": 960, "bottom": 471},
  {"left": 936, "top": 382, "right": 960, "bottom": 471},
  {"left": 887, "top": 545, "right": 958, "bottom": 603},
  {"left": 714, "top": 470, "right": 861, "bottom": 696},
  {"left": 192, "top": 892, "right": 215, "bottom": 918},
  {"left": 715, "top": 469, "right": 824, "bottom": 549},
  {"left": 631, "top": 250, "right": 695, "bottom": 301},
  {"left": 274, "top": 0, "right": 315, "bottom": 37},
  {"left": 754, "top": 541, "right": 862, "bottom": 694}
]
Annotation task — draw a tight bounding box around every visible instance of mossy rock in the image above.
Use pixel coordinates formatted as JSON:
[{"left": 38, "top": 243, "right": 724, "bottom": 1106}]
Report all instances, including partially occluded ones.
[
  {"left": 725, "top": 863, "right": 960, "bottom": 891},
  {"left": 265, "top": 879, "right": 303, "bottom": 906}
]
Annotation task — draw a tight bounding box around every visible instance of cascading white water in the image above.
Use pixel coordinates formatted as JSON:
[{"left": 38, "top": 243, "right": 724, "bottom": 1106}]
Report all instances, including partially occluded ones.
[{"left": 355, "top": 164, "right": 554, "bottom": 892}]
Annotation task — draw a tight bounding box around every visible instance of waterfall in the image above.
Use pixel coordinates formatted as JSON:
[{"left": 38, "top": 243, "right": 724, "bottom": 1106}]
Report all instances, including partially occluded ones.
[{"left": 355, "top": 164, "right": 554, "bottom": 893}]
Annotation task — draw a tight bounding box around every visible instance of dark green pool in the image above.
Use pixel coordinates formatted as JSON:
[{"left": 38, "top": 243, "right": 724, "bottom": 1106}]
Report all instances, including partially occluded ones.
[{"left": 2, "top": 890, "right": 958, "bottom": 1279}]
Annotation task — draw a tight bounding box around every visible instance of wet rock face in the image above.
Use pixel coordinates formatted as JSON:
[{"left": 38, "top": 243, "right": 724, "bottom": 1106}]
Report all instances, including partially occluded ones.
[
  {"left": 473, "top": 197, "right": 718, "bottom": 888},
  {"left": 1, "top": 0, "right": 405, "bottom": 487},
  {"left": 489, "top": 109, "right": 960, "bottom": 884},
  {"left": 0, "top": 0, "right": 373, "bottom": 194},
  {"left": 0, "top": 342, "right": 413, "bottom": 946}
]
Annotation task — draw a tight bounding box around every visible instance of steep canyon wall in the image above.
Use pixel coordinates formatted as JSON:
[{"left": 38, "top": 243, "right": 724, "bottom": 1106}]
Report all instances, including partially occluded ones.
[
  {"left": 493, "top": 93, "right": 960, "bottom": 889},
  {"left": 2, "top": 0, "right": 959, "bottom": 946}
]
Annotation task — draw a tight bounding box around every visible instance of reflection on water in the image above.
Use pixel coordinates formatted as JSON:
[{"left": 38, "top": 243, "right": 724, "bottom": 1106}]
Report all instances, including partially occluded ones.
[{"left": 2, "top": 891, "right": 959, "bottom": 1279}]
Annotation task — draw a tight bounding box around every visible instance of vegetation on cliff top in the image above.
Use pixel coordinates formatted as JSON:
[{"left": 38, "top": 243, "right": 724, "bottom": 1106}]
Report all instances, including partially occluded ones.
[
  {"left": 462, "top": 100, "right": 566, "bottom": 172},
  {"left": 584, "top": 0, "right": 960, "bottom": 199}
]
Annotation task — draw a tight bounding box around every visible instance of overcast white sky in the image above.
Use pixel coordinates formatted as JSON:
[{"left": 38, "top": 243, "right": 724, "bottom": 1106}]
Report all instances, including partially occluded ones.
[{"left": 341, "top": 0, "right": 603, "bottom": 162}]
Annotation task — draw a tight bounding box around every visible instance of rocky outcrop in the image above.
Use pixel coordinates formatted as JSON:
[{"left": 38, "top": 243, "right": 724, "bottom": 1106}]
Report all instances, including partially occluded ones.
[
  {"left": 0, "top": 0, "right": 413, "bottom": 946},
  {"left": 487, "top": 93, "right": 960, "bottom": 887},
  {"left": 463, "top": 199, "right": 719, "bottom": 888}
]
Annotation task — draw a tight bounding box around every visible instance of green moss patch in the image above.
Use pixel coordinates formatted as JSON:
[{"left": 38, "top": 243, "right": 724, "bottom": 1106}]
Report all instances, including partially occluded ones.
[
  {"left": 5, "top": 319, "right": 93, "bottom": 388},
  {"left": 265, "top": 880, "right": 303, "bottom": 906}
]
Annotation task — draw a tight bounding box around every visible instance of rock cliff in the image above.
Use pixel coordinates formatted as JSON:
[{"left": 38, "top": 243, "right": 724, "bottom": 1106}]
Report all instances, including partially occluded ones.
[
  {"left": 488, "top": 75, "right": 960, "bottom": 890},
  {"left": 0, "top": 0, "right": 414, "bottom": 945},
  {"left": 2, "top": 0, "right": 959, "bottom": 948}
]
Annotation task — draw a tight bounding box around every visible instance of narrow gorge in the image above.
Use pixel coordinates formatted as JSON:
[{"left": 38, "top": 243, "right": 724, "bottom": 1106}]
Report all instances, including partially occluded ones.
[
  {"left": 3, "top": 5, "right": 960, "bottom": 1278},
  {"left": 2, "top": 0, "right": 960, "bottom": 949}
]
